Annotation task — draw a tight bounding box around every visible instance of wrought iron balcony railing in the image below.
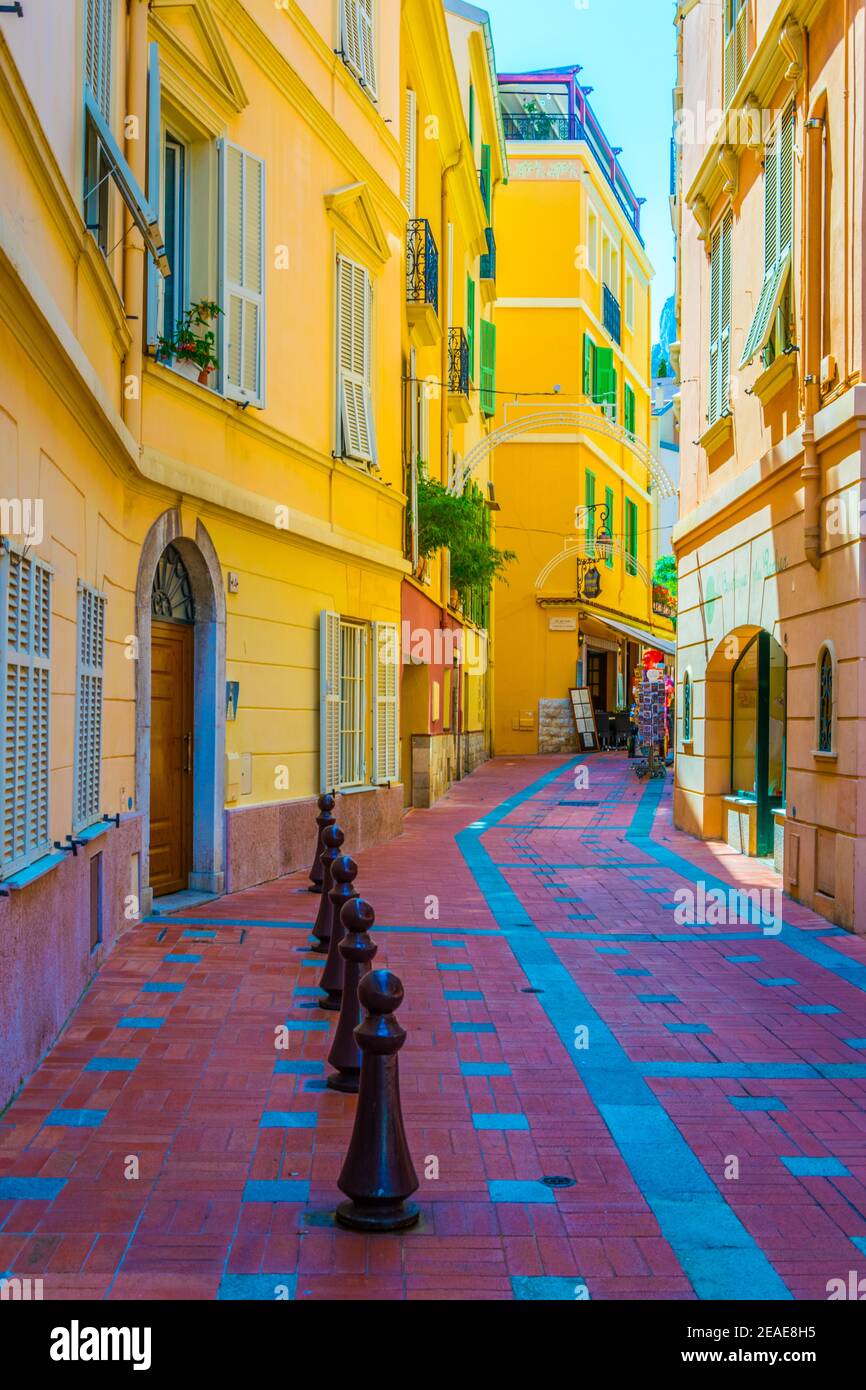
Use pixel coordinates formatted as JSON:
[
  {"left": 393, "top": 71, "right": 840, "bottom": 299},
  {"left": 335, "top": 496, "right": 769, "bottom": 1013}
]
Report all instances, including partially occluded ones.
[
  {"left": 406, "top": 218, "right": 439, "bottom": 313},
  {"left": 448, "top": 327, "right": 469, "bottom": 397},
  {"left": 603, "top": 284, "right": 622, "bottom": 346},
  {"left": 502, "top": 111, "right": 569, "bottom": 142},
  {"left": 480, "top": 226, "right": 496, "bottom": 283}
]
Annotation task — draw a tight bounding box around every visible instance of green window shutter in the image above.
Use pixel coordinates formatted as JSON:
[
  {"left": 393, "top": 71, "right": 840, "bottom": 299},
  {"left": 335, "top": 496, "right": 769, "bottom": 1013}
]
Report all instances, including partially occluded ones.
[
  {"left": 624, "top": 383, "right": 635, "bottom": 435},
  {"left": 582, "top": 333, "right": 595, "bottom": 397},
  {"left": 479, "top": 319, "right": 496, "bottom": 416},
  {"left": 585, "top": 470, "right": 596, "bottom": 557},
  {"left": 594, "top": 345, "right": 614, "bottom": 405},
  {"left": 610, "top": 367, "right": 618, "bottom": 421},
  {"left": 466, "top": 275, "right": 476, "bottom": 380},
  {"left": 604, "top": 486, "right": 614, "bottom": 568},
  {"left": 481, "top": 143, "right": 491, "bottom": 217},
  {"left": 625, "top": 499, "right": 638, "bottom": 576}
]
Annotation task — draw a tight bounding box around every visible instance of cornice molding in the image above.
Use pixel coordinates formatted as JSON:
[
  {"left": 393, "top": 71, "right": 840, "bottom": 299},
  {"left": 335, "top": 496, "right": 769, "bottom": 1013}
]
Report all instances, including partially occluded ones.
[
  {"left": 325, "top": 182, "right": 391, "bottom": 269},
  {"left": 685, "top": 0, "right": 828, "bottom": 219},
  {"left": 150, "top": 0, "right": 248, "bottom": 114}
]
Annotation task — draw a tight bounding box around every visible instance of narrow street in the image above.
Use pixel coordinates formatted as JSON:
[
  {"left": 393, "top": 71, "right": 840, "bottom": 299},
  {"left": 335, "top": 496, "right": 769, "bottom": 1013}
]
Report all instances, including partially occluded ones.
[{"left": 2, "top": 755, "right": 865, "bottom": 1302}]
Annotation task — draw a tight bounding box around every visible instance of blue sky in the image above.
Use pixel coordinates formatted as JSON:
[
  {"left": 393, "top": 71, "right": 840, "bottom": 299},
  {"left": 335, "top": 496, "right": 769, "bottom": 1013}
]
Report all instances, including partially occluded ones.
[{"left": 482, "top": 0, "right": 678, "bottom": 335}]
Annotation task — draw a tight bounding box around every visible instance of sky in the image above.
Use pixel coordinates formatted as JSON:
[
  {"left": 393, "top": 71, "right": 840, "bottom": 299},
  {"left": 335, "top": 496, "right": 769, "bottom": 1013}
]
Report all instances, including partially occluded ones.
[{"left": 482, "top": 0, "right": 678, "bottom": 338}]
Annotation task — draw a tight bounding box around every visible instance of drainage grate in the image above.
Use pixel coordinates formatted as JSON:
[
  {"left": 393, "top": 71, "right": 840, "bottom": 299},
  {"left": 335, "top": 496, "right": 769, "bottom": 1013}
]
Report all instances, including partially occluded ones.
[
  {"left": 541, "top": 1175, "right": 576, "bottom": 1188},
  {"left": 521, "top": 987, "right": 544, "bottom": 994}
]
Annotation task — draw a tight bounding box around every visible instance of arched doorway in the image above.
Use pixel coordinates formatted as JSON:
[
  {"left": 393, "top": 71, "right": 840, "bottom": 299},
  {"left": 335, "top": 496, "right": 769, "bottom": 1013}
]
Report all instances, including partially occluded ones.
[
  {"left": 731, "top": 631, "right": 787, "bottom": 856},
  {"left": 135, "top": 511, "right": 226, "bottom": 909}
]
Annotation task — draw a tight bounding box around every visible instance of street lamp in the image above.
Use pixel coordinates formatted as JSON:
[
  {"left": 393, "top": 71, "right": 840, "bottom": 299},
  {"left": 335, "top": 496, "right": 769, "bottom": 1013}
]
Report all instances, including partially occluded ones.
[{"left": 576, "top": 502, "right": 611, "bottom": 601}]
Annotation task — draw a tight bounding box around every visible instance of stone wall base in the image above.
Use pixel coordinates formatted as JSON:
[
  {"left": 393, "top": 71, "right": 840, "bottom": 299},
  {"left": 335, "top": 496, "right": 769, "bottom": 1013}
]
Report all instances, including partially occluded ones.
[
  {"left": 0, "top": 816, "right": 142, "bottom": 1113},
  {"left": 538, "top": 699, "right": 578, "bottom": 754},
  {"left": 225, "top": 787, "right": 405, "bottom": 894},
  {"left": 411, "top": 731, "right": 489, "bottom": 808}
]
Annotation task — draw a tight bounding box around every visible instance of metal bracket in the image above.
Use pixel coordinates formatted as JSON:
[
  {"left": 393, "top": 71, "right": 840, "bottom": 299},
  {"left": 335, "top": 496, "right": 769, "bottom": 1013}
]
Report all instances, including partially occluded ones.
[{"left": 0, "top": 4, "right": 24, "bottom": 15}]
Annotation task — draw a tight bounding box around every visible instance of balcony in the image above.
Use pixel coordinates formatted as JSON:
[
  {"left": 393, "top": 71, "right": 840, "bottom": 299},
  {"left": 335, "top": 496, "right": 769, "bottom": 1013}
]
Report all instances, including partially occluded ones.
[
  {"left": 479, "top": 226, "right": 496, "bottom": 303},
  {"left": 448, "top": 327, "right": 471, "bottom": 424},
  {"left": 502, "top": 111, "right": 569, "bottom": 142},
  {"left": 406, "top": 218, "right": 441, "bottom": 347},
  {"left": 603, "top": 284, "right": 621, "bottom": 347}
]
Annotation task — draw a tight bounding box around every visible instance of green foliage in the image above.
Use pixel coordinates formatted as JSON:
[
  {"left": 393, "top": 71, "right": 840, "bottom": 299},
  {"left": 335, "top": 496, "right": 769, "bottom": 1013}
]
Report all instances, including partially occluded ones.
[
  {"left": 656, "top": 356, "right": 669, "bottom": 379},
  {"left": 653, "top": 554, "right": 678, "bottom": 597},
  {"left": 416, "top": 469, "right": 515, "bottom": 604},
  {"left": 158, "top": 300, "right": 223, "bottom": 374}
]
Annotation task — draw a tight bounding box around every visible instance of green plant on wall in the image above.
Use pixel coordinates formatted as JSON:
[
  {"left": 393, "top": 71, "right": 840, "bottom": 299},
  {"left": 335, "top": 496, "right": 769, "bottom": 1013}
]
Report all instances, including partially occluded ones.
[
  {"left": 416, "top": 468, "right": 515, "bottom": 610},
  {"left": 158, "top": 300, "right": 223, "bottom": 381},
  {"left": 652, "top": 554, "right": 678, "bottom": 598}
]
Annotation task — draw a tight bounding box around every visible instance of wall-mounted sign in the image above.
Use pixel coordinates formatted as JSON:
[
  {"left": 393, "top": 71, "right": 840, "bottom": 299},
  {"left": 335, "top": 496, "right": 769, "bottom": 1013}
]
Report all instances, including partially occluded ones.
[{"left": 549, "top": 616, "right": 577, "bottom": 631}]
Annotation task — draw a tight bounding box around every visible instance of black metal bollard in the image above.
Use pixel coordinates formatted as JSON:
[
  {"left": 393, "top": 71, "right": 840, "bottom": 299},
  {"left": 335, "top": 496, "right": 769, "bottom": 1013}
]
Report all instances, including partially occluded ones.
[
  {"left": 335, "top": 970, "right": 419, "bottom": 1232},
  {"left": 327, "top": 898, "right": 377, "bottom": 1093},
  {"left": 310, "top": 823, "right": 343, "bottom": 954},
  {"left": 318, "top": 854, "right": 358, "bottom": 1011},
  {"left": 308, "top": 792, "right": 336, "bottom": 893}
]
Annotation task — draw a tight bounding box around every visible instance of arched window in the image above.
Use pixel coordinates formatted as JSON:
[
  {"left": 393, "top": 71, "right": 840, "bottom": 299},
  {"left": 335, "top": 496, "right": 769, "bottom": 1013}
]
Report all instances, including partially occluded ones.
[
  {"left": 682, "top": 671, "right": 692, "bottom": 744},
  {"left": 151, "top": 544, "right": 195, "bottom": 623},
  {"left": 818, "top": 646, "right": 834, "bottom": 753}
]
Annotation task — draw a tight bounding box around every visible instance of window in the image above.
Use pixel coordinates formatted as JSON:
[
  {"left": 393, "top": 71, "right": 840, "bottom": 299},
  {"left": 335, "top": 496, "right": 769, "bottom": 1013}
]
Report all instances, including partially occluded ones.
[
  {"left": 479, "top": 319, "right": 497, "bottom": 416},
  {"left": 83, "top": 0, "right": 113, "bottom": 253},
  {"left": 480, "top": 143, "right": 492, "bottom": 219},
  {"left": 741, "top": 106, "right": 795, "bottom": 370},
  {"left": 319, "top": 612, "right": 399, "bottom": 791},
  {"left": 584, "top": 334, "right": 616, "bottom": 417},
  {"left": 723, "top": 0, "right": 749, "bottom": 106},
  {"left": 161, "top": 134, "right": 187, "bottom": 339},
  {"left": 625, "top": 270, "right": 635, "bottom": 331},
  {"left": 586, "top": 204, "right": 598, "bottom": 278},
  {"left": 624, "top": 498, "right": 638, "bottom": 576},
  {"left": 90, "top": 851, "right": 104, "bottom": 952},
  {"left": 603, "top": 486, "right": 614, "bottom": 568},
  {"left": 602, "top": 234, "right": 619, "bottom": 296},
  {"left": 682, "top": 671, "right": 693, "bottom": 744},
  {"left": 404, "top": 89, "right": 417, "bottom": 218},
  {"left": 0, "top": 546, "right": 52, "bottom": 878},
  {"left": 585, "top": 470, "right": 596, "bottom": 557},
  {"left": 337, "top": 255, "right": 376, "bottom": 464},
  {"left": 817, "top": 645, "right": 834, "bottom": 754},
  {"left": 708, "top": 210, "right": 732, "bottom": 427},
  {"left": 222, "top": 142, "right": 265, "bottom": 406},
  {"left": 468, "top": 84, "right": 475, "bottom": 146},
  {"left": 624, "top": 382, "right": 636, "bottom": 436},
  {"left": 466, "top": 275, "right": 476, "bottom": 380},
  {"left": 583, "top": 332, "right": 595, "bottom": 397},
  {"left": 340, "top": 0, "right": 377, "bottom": 100},
  {"left": 73, "top": 583, "right": 106, "bottom": 833}
]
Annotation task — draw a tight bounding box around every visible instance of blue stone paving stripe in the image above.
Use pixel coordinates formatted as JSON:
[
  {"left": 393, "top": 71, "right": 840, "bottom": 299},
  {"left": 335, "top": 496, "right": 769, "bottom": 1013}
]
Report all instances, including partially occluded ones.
[
  {"left": 141, "top": 982, "right": 185, "bottom": 994},
  {"left": 759, "top": 978, "right": 799, "bottom": 988},
  {"left": 85, "top": 1058, "right": 139, "bottom": 1072},
  {"left": 852, "top": 1237, "right": 866, "bottom": 1256},
  {"left": 797, "top": 1005, "right": 839, "bottom": 1015},
  {"left": 274, "top": 1060, "right": 325, "bottom": 1075},
  {"left": 729, "top": 1097, "right": 787, "bottom": 1112},
  {"left": 781, "top": 1156, "right": 850, "bottom": 1178},
  {"left": 283, "top": 1020, "right": 329, "bottom": 1032},
  {"left": 628, "top": 775, "right": 866, "bottom": 995},
  {"left": 638, "top": 995, "right": 680, "bottom": 1005},
  {"left": 616, "top": 969, "right": 651, "bottom": 977},
  {"left": 44, "top": 1108, "right": 107, "bottom": 1128},
  {"left": 437, "top": 962, "right": 474, "bottom": 972},
  {"left": 218, "top": 1274, "right": 297, "bottom": 1301},
  {"left": 597, "top": 946, "right": 629, "bottom": 954},
  {"left": 293, "top": 987, "right": 324, "bottom": 997},
  {"left": 164, "top": 953, "right": 202, "bottom": 963},
  {"left": 460, "top": 1062, "right": 512, "bottom": 1076},
  {"left": 488, "top": 1180, "right": 555, "bottom": 1205},
  {"left": 546, "top": 930, "right": 779, "bottom": 942},
  {"left": 455, "top": 755, "right": 793, "bottom": 1302},
  {"left": 472, "top": 1113, "right": 529, "bottom": 1131},
  {"left": 260, "top": 1112, "right": 318, "bottom": 1129},
  {"left": 726, "top": 955, "right": 762, "bottom": 963},
  {"left": 445, "top": 990, "right": 484, "bottom": 1001},
  {"left": 432, "top": 940, "right": 467, "bottom": 949},
  {"left": 666, "top": 1023, "right": 712, "bottom": 1035},
  {"left": 243, "top": 1180, "right": 310, "bottom": 1203},
  {"left": 512, "top": 1276, "right": 590, "bottom": 1300},
  {"left": 0, "top": 1177, "right": 67, "bottom": 1200},
  {"left": 641, "top": 1061, "right": 866, "bottom": 1079},
  {"left": 845, "top": 1039, "right": 866, "bottom": 1049},
  {"left": 452, "top": 1022, "right": 496, "bottom": 1034},
  {"left": 117, "top": 1017, "right": 164, "bottom": 1029},
  {"left": 181, "top": 929, "right": 216, "bottom": 939}
]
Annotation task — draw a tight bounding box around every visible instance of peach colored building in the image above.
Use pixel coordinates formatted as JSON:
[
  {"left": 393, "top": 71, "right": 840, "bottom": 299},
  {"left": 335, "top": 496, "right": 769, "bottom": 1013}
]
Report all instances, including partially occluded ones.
[{"left": 673, "top": 0, "right": 866, "bottom": 933}]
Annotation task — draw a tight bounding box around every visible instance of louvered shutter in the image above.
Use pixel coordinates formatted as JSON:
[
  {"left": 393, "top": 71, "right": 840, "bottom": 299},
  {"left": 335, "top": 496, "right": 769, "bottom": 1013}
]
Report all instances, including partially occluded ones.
[
  {"left": 372, "top": 622, "right": 400, "bottom": 784},
  {"left": 145, "top": 42, "right": 161, "bottom": 349},
  {"left": 779, "top": 105, "right": 795, "bottom": 258},
  {"left": 740, "top": 108, "right": 795, "bottom": 367},
  {"left": 320, "top": 611, "right": 341, "bottom": 794},
  {"left": 357, "top": 0, "right": 377, "bottom": 98},
  {"left": 341, "top": 0, "right": 363, "bottom": 77},
  {"left": 708, "top": 221, "right": 722, "bottom": 424},
  {"left": 582, "top": 333, "right": 594, "bottom": 397},
  {"left": 481, "top": 143, "right": 492, "bottom": 217},
  {"left": 466, "top": 275, "right": 476, "bottom": 380},
  {"left": 594, "top": 345, "right": 614, "bottom": 406},
  {"left": 585, "top": 470, "right": 596, "bottom": 557},
  {"left": 480, "top": 319, "right": 496, "bottom": 416},
  {"left": 85, "top": 0, "right": 112, "bottom": 120},
  {"left": 604, "top": 486, "right": 614, "bottom": 568},
  {"left": 404, "top": 89, "right": 417, "bottom": 218},
  {"left": 221, "top": 141, "right": 265, "bottom": 407},
  {"left": 719, "top": 212, "right": 732, "bottom": 415},
  {"left": 337, "top": 255, "right": 376, "bottom": 463},
  {"left": 0, "top": 547, "right": 52, "bottom": 877},
  {"left": 624, "top": 383, "right": 635, "bottom": 436},
  {"left": 73, "top": 583, "right": 106, "bottom": 832}
]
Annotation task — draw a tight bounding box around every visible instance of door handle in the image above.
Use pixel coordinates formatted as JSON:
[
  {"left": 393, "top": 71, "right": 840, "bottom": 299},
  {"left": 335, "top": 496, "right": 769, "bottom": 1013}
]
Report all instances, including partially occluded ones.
[{"left": 183, "top": 732, "right": 192, "bottom": 774}]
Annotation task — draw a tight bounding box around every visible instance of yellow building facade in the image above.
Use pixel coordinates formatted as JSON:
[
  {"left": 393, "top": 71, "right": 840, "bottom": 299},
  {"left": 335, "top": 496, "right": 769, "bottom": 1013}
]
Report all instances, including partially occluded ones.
[
  {"left": 490, "top": 67, "right": 677, "bottom": 755},
  {"left": 0, "top": 0, "right": 432, "bottom": 1107}
]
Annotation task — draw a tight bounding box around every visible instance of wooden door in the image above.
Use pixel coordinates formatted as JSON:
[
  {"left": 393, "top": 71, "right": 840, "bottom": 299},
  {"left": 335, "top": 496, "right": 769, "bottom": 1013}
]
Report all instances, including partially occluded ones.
[{"left": 150, "top": 620, "right": 193, "bottom": 896}]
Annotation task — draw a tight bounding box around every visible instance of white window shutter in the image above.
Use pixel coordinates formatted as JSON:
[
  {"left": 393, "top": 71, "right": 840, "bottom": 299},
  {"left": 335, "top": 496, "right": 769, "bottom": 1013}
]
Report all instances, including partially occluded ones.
[
  {"left": 73, "top": 583, "right": 106, "bottom": 832},
  {"left": 320, "top": 610, "right": 341, "bottom": 794},
  {"left": 0, "top": 548, "right": 52, "bottom": 877},
  {"left": 341, "top": 0, "right": 363, "bottom": 77},
  {"left": 372, "top": 621, "right": 400, "bottom": 784},
  {"left": 404, "top": 89, "right": 417, "bottom": 217},
  {"left": 358, "top": 0, "right": 377, "bottom": 99},
  {"left": 719, "top": 212, "right": 732, "bottom": 416},
  {"left": 778, "top": 105, "right": 795, "bottom": 258},
  {"left": 337, "top": 255, "right": 375, "bottom": 463},
  {"left": 221, "top": 140, "right": 265, "bottom": 407},
  {"left": 85, "top": 0, "right": 112, "bottom": 120},
  {"left": 145, "top": 41, "right": 161, "bottom": 349},
  {"left": 708, "top": 223, "right": 721, "bottom": 425}
]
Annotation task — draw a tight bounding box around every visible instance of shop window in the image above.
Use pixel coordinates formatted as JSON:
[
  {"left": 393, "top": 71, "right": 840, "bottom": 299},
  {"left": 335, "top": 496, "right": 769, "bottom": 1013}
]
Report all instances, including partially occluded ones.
[{"left": 817, "top": 645, "right": 835, "bottom": 754}]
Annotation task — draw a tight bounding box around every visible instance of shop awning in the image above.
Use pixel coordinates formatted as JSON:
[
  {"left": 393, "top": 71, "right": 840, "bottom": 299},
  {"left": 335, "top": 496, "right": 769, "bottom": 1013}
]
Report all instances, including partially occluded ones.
[{"left": 588, "top": 614, "right": 677, "bottom": 657}]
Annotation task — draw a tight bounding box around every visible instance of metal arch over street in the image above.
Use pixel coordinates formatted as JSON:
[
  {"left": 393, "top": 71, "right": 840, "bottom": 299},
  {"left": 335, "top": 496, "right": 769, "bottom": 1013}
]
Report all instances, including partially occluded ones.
[
  {"left": 446, "top": 409, "right": 679, "bottom": 499},
  {"left": 535, "top": 537, "right": 651, "bottom": 592}
]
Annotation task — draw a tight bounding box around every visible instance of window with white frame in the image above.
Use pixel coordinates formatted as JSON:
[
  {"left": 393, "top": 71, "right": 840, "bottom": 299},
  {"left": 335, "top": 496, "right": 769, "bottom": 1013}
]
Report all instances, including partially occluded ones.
[
  {"left": 708, "top": 210, "right": 732, "bottom": 427},
  {"left": 740, "top": 105, "right": 795, "bottom": 371},
  {"left": 73, "top": 583, "right": 106, "bottom": 833},
  {"left": 340, "top": 0, "right": 377, "bottom": 99},
  {"left": 0, "top": 546, "right": 52, "bottom": 878},
  {"left": 586, "top": 204, "right": 598, "bottom": 278},
  {"left": 404, "top": 88, "right": 417, "bottom": 217},
  {"left": 625, "top": 269, "right": 635, "bottom": 332},
  {"left": 222, "top": 141, "right": 266, "bottom": 406},
  {"left": 83, "top": 0, "right": 114, "bottom": 254},
  {"left": 320, "top": 611, "right": 399, "bottom": 791},
  {"left": 337, "top": 254, "right": 376, "bottom": 465}
]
